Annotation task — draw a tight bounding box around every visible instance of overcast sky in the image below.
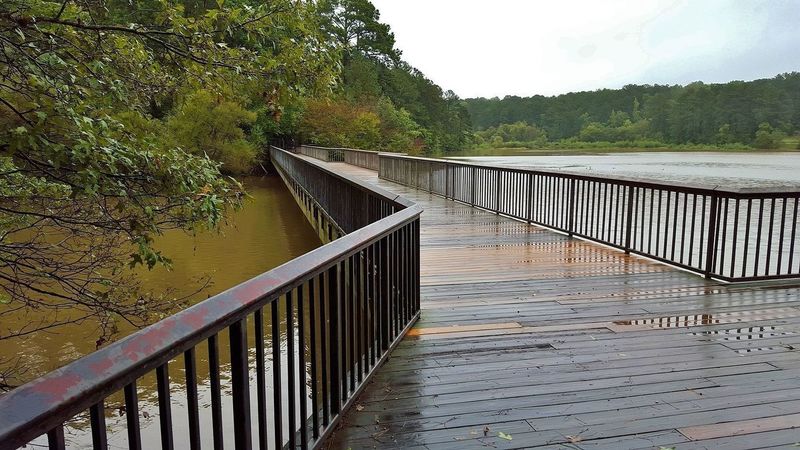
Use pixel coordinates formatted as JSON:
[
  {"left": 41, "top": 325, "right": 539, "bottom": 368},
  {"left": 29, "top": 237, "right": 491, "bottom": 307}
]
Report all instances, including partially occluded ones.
[{"left": 370, "top": 0, "right": 800, "bottom": 99}]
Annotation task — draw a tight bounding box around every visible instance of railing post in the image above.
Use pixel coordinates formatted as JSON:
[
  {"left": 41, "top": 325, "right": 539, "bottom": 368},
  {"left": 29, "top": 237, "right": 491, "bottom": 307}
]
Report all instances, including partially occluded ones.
[
  {"left": 495, "top": 169, "right": 501, "bottom": 214},
  {"left": 471, "top": 166, "right": 477, "bottom": 207},
  {"left": 415, "top": 159, "right": 420, "bottom": 188},
  {"left": 445, "top": 162, "right": 451, "bottom": 199},
  {"left": 567, "top": 178, "right": 576, "bottom": 236},
  {"left": 451, "top": 164, "right": 456, "bottom": 200},
  {"left": 526, "top": 172, "right": 534, "bottom": 224},
  {"left": 624, "top": 185, "right": 635, "bottom": 254},
  {"left": 704, "top": 194, "right": 720, "bottom": 278},
  {"left": 428, "top": 162, "right": 433, "bottom": 193}
]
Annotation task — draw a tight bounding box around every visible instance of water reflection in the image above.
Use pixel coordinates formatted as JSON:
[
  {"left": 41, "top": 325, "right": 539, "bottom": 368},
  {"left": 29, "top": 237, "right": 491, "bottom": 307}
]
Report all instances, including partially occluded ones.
[
  {"left": 2, "top": 176, "right": 320, "bottom": 377},
  {"left": 612, "top": 308, "right": 800, "bottom": 330},
  {"left": 7, "top": 175, "right": 323, "bottom": 448},
  {"left": 690, "top": 326, "right": 794, "bottom": 341},
  {"left": 613, "top": 314, "right": 719, "bottom": 328}
]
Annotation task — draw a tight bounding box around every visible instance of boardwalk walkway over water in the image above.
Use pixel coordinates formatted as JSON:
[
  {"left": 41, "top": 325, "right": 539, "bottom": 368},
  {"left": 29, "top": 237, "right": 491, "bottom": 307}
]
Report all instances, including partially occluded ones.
[
  {"left": 312, "top": 158, "right": 800, "bottom": 449},
  {"left": 3, "top": 146, "right": 800, "bottom": 450}
]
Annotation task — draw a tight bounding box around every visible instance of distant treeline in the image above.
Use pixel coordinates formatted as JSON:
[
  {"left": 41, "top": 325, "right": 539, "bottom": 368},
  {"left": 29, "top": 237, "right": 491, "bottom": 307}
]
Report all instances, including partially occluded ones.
[{"left": 463, "top": 73, "right": 800, "bottom": 148}]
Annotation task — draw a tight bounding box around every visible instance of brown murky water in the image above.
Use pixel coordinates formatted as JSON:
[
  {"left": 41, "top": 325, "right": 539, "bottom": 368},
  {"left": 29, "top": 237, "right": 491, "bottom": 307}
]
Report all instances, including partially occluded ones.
[
  {"left": 1, "top": 175, "right": 320, "bottom": 378},
  {"left": 1, "top": 175, "right": 321, "bottom": 447}
]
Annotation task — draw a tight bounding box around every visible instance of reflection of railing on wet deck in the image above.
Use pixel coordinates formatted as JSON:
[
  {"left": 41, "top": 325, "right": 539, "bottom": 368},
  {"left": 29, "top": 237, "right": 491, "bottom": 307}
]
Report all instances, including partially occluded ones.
[
  {"left": 0, "top": 146, "right": 421, "bottom": 450},
  {"left": 376, "top": 152, "right": 800, "bottom": 282}
]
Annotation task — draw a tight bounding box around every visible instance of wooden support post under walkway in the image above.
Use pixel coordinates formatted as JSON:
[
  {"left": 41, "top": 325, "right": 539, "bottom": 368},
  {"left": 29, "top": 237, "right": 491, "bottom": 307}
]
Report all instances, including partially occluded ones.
[{"left": 305, "top": 156, "right": 800, "bottom": 450}]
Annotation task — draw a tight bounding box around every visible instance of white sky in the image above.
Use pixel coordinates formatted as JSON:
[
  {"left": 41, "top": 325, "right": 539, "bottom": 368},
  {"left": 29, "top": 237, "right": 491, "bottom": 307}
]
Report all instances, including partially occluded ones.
[{"left": 370, "top": 0, "right": 800, "bottom": 98}]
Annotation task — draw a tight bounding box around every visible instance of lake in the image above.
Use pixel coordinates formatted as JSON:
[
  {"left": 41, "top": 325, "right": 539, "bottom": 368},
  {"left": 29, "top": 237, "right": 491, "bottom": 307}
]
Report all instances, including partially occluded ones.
[
  {"left": 2, "top": 175, "right": 322, "bottom": 448},
  {"left": 448, "top": 150, "right": 800, "bottom": 189}
]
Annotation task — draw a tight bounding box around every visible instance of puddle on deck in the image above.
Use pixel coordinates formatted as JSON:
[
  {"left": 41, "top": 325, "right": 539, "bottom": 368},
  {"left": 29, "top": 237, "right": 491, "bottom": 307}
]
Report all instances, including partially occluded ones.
[
  {"left": 612, "top": 307, "right": 800, "bottom": 330},
  {"left": 613, "top": 314, "right": 719, "bottom": 328},
  {"left": 689, "top": 326, "right": 794, "bottom": 341}
]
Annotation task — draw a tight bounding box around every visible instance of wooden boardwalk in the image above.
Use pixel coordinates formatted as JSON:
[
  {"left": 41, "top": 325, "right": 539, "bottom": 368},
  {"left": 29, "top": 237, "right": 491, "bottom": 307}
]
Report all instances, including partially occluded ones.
[{"left": 308, "top": 159, "right": 800, "bottom": 450}]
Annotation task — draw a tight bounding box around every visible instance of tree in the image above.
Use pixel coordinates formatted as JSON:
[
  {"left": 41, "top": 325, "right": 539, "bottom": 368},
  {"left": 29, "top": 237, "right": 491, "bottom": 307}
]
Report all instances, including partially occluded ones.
[
  {"left": 168, "top": 90, "right": 258, "bottom": 174},
  {"left": 0, "top": 0, "right": 337, "bottom": 383},
  {"left": 342, "top": 54, "right": 383, "bottom": 101},
  {"left": 318, "top": 0, "right": 400, "bottom": 64},
  {"left": 375, "top": 98, "right": 423, "bottom": 152},
  {"left": 300, "top": 99, "right": 382, "bottom": 149},
  {"left": 716, "top": 124, "right": 736, "bottom": 145},
  {"left": 754, "top": 122, "right": 786, "bottom": 149},
  {"left": 306, "top": 0, "right": 473, "bottom": 154}
]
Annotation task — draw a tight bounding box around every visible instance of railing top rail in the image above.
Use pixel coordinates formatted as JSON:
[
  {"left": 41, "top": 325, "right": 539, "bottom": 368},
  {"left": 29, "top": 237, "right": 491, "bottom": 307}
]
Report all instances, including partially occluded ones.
[
  {"left": 284, "top": 147, "right": 414, "bottom": 208},
  {"left": 0, "top": 147, "right": 421, "bottom": 446},
  {"left": 379, "top": 152, "right": 800, "bottom": 197},
  {"left": 300, "top": 144, "right": 379, "bottom": 154}
]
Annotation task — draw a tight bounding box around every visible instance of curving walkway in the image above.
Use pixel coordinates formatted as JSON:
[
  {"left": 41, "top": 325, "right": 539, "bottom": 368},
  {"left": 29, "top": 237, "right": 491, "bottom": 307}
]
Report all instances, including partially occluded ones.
[{"left": 305, "top": 158, "right": 800, "bottom": 450}]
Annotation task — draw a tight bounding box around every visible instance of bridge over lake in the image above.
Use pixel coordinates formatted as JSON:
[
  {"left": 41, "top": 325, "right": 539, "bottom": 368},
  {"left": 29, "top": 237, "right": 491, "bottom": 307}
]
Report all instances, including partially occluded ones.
[{"left": 2, "top": 146, "right": 800, "bottom": 449}]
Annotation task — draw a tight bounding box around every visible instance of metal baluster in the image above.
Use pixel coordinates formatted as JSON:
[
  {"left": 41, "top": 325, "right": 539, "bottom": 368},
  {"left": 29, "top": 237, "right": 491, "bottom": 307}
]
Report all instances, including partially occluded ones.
[
  {"left": 704, "top": 195, "right": 720, "bottom": 278},
  {"left": 184, "top": 348, "right": 201, "bottom": 450},
  {"left": 47, "top": 425, "right": 66, "bottom": 450},
  {"left": 208, "top": 335, "right": 223, "bottom": 450},
  {"left": 123, "top": 382, "right": 142, "bottom": 450},
  {"left": 229, "top": 318, "right": 251, "bottom": 450},
  {"left": 308, "top": 278, "right": 320, "bottom": 440},
  {"left": 287, "top": 291, "right": 297, "bottom": 449},
  {"left": 328, "top": 264, "right": 342, "bottom": 416},
  {"left": 272, "top": 300, "right": 284, "bottom": 449},
  {"left": 156, "top": 364, "right": 173, "bottom": 450},
  {"left": 254, "top": 308, "right": 268, "bottom": 449},
  {"left": 89, "top": 401, "right": 107, "bottom": 450},
  {"left": 742, "top": 199, "right": 753, "bottom": 278},
  {"left": 319, "top": 271, "right": 330, "bottom": 427}
]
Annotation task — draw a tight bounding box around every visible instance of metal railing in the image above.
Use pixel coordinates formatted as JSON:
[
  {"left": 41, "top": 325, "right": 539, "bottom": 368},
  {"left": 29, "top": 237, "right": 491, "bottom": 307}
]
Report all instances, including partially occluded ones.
[
  {"left": 379, "top": 153, "right": 800, "bottom": 282},
  {"left": 297, "top": 145, "right": 389, "bottom": 171},
  {"left": 0, "top": 147, "right": 421, "bottom": 450}
]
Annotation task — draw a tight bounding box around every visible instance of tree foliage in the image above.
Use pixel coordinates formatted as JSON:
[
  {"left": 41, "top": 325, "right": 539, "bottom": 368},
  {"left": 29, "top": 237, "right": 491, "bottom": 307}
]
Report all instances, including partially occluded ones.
[
  {"left": 318, "top": 0, "right": 400, "bottom": 64},
  {"left": 477, "top": 121, "right": 547, "bottom": 147},
  {"left": 464, "top": 74, "right": 800, "bottom": 147},
  {"left": 295, "top": 3, "right": 473, "bottom": 154},
  {"left": 0, "top": 0, "right": 337, "bottom": 361},
  {"left": 168, "top": 89, "right": 258, "bottom": 174}
]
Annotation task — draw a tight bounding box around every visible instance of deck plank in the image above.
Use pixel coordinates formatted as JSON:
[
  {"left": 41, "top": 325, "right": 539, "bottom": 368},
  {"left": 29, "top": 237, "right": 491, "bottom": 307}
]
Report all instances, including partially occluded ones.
[{"left": 308, "top": 159, "right": 800, "bottom": 450}]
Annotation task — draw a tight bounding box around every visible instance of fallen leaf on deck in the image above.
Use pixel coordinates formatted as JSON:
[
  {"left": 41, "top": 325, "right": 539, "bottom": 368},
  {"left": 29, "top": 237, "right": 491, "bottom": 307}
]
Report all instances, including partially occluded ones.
[
  {"left": 566, "top": 435, "right": 583, "bottom": 443},
  {"left": 483, "top": 426, "right": 490, "bottom": 436},
  {"left": 498, "top": 432, "right": 513, "bottom": 441},
  {"left": 355, "top": 404, "right": 364, "bottom": 411}
]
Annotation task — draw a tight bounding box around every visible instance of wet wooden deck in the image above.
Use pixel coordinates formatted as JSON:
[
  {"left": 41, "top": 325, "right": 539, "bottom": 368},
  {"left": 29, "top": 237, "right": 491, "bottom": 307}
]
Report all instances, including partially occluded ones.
[{"left": 309, "top": 159, "right": 800, "bottom": 450}]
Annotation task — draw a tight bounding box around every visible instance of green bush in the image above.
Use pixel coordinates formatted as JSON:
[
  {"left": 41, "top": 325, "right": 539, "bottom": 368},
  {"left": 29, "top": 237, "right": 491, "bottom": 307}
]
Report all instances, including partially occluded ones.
[
  {"left": 754, "top": 123, "right": 787, "bottom": 149},
  {"left": 168, "top": 90, "right": 258, "bottom": 174}
]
